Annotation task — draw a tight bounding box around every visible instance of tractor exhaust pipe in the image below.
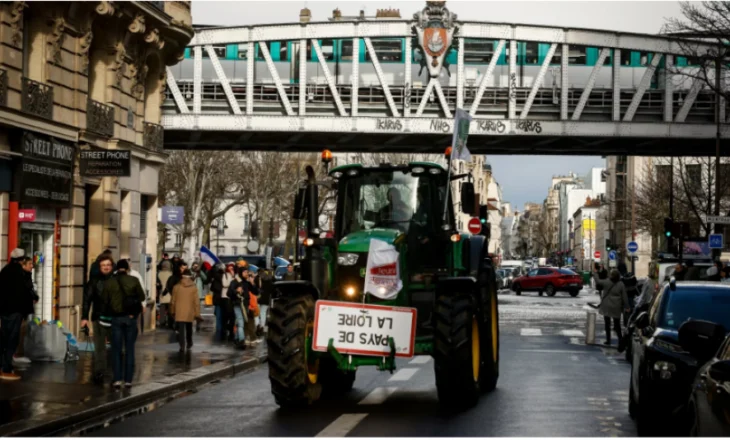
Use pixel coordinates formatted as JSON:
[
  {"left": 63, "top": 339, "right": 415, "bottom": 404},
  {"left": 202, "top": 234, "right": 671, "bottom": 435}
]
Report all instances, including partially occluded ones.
[{"left": 302, "top": 165, "right": 326, "bottom": 296}]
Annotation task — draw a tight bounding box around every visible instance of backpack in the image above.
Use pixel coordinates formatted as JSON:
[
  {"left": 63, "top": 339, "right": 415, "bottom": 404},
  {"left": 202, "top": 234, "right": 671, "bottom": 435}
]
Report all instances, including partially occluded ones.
[
  {"left": 117, "top": 275, "right": 142, "bottom": 317},
  {"left": 249, "top": 292, "right": 260, "bottom": 317}
]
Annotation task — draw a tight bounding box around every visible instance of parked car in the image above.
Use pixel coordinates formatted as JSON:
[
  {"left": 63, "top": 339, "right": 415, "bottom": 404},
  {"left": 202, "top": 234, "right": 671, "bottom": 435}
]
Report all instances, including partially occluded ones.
[
  {"left": 629, "top": 281, "right": 730, "bottom": 436},
  {"left": 511, "top": 267, "right": 583, "bottom": 297},
  {"left": 687, "top": 329, "right": 730, "bottom": 436}
]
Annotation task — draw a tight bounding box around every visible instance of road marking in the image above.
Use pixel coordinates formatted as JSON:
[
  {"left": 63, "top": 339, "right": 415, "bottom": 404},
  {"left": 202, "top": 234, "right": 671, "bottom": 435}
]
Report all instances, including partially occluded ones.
[
  {"left": 358, "top": 387, "right": 397, "bottom": 405},
  {"left": 316, "top": 414, "right": 368, "bottom": 437},
  {"left": 516, "top": 349, "right": 586, "bottom": 354},
  {"left": 561, "top": 329, "right": 585, "bottom": 337},
  {"left": 571, "top": 355, "right": 579, "bottom": 361},
  {"left": 409, "top": 356, "right": 431, "bottom": 365},
  {"left": 570, "top": 337, "right": 584, "bottom": 345},
  {"left": 388, "top": 368, "right": 419, "bottom": 382},
  {"left": 520, "top": 328, "right": 542, "bottom": 336}
]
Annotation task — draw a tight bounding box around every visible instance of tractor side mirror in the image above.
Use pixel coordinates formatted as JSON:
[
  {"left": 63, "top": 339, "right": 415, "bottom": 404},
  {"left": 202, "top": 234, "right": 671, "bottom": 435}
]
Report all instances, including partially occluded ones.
[
  {"left": 293, "top": 188, "right": 307, "bottom": 220},
  {"left": 461, "top": 182, "right": 475, "bottom": 214}
]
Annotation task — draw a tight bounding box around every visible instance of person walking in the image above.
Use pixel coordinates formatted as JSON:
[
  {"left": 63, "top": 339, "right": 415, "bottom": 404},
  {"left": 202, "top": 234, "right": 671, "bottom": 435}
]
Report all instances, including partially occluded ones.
[
  {"left": 170, "top": 269, "right": 201, "bottom": 353},
  {"left": 14, "top": 256, "right": 38, "bottom": 364},
  {"left": 222, "top": 264, "right": 236, "bottom": 341},
  {"left": 209, "top": 265, "right": 225, "bottom": 341},
  {"left": 190, "top": 262, "right": 207, "bottom": 332},
  {"left": 228, "top": 266, "right": 249, "bottom": 349},
  {"left": 157, "top": 260, "right": 173, "bottom": 328},
  {"left": 593, "top": 268, "right": 630, "bottom": 350},
  {"left": 165, "top": 260, "right": 187, "bottom": 330},
  {"left": 242, "top": 268, "right": 260, "bottom": 344},
  {"left": 0, "top": 249, "right": 35, "bottom": 380},
  {"left": 259, "top": 269, "right": 274, "bottom": 334},
  {"left": 81, "top": 254, "right": 115, "bottom": 384},
  {"left": 101, "top": 260, "right": 146, "bottom": 389},
  {"left": 634, "top": 262, "right": 659, "bottom": 313}
]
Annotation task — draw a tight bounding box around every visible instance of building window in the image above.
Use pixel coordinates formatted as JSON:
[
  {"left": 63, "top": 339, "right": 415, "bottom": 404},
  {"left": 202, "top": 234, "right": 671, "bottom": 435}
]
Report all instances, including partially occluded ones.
[
  {"left": 174, "top": 234, "right": 182, "bottom": 247},
  {"left": 242, "top": 213, "right": 250, "bottom": 236},
  {"left": 140, "top": 195, "right": 148, "bottom": 236},
  {"left": 686, "top": 164, "right": 701, "bottom": 190},
  {"left": 217, "top": 246, "right": 225, "bottom": 255},
  {"left": 232, "top": 246, "right": 238, "bottom": 255}
]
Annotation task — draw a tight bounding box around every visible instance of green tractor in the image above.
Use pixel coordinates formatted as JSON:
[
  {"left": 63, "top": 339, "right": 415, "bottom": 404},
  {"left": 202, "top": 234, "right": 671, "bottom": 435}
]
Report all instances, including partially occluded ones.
[{"left": 267, "top": 154, "right": 499, "bottom": 409}]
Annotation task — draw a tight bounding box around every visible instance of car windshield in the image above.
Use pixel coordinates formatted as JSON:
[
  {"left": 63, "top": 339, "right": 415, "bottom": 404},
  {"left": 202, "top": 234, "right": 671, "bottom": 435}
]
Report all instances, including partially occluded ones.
[
  {"left": 340, "top": 169, "right": 447, "bottom": 235},
  {"left": 659, "top": 287, "right": 730, "bottom": 331}
]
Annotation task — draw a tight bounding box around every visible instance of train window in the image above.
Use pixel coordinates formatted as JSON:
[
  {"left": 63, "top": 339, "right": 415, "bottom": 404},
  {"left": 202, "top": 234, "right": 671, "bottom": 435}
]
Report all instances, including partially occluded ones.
[
  {"left": 237, "top": 44, "right": 248, "bottom": 60},
  {"left": 202, "top": 45, "right": 226, "bottom": 59},
  {"left": 686, "top": 56, "right": 701, "bottom": 66},
  {"left": 523, "top": 42, "right": 538, "bottom": 64},
  {"left": 617, "top": 49, "right": 631, "bottom": 66},
  {"left": 320, "top": 39, "right": 335, "bottom": 62},
  {"left": 341, "top": 40, "right": 354, "bottom": 61},
  {"left": 568, "top": 45, "right": 587, "bottom": 65},
  {"left": 551, "top": 47, "right": 562, "bottom": 65},
  {"left": 639, "top": 52, "right": 651, "bottom": 66},
  {"left": 367, "top": 39, "right": 402, "bottom": 63},
  {"left": 278, "top": 41, "right": 288, "bottom": 61},
  {"left": 464, "top": 39, "right": 494, "bottom": 63}
]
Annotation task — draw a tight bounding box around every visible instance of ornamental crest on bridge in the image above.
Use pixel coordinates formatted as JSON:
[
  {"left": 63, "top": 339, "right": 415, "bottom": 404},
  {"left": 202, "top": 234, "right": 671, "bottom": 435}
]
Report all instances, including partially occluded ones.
[{"left": 413, "top": 1, "right": 458, "bottom": 78}]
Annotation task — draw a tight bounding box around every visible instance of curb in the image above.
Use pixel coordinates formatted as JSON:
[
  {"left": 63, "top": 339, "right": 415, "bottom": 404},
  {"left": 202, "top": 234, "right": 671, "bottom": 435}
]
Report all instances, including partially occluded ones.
[{"left": 0, "top": 353, "right": 267, "bottom": 437}]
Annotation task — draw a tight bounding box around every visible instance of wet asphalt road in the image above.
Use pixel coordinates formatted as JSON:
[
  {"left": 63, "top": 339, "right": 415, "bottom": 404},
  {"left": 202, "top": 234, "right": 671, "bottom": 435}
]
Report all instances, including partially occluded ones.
[{"left": 93, "top": 288, "right": 637, "bottom": 437}]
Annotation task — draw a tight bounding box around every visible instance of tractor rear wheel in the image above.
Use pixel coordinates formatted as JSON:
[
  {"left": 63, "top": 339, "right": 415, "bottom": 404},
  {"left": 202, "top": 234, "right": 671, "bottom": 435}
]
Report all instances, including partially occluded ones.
[
  {"left": 267, "top": 294, "right": 321, "bottom": 407},
  {"left": 433, "top": 293, "right": 482, "bottom": 408},
  {"left": 320, "top": 358, "right": 356, "bottom": 396}
]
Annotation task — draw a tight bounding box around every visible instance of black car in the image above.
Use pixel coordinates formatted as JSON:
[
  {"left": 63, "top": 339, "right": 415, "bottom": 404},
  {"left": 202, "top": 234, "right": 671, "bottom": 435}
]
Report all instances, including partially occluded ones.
[
  {"left": 629, "top": 281, "right": 730, "bottom": 436},
  {"left": 687, "top": 331, "right": 730, "bottom": 436}
]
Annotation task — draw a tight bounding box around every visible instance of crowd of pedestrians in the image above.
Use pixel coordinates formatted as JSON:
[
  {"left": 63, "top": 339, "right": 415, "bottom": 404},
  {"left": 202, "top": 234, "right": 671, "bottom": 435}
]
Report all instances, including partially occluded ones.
[{"left": 156, "top": 253, "right": 284, "bottom": 352}]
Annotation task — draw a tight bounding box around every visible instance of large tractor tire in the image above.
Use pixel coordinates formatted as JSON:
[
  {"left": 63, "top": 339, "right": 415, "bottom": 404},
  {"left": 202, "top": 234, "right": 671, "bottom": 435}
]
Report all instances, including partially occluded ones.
[
  {"left": 267, "top": 294, "right": 321, "bottom": 407},
  {"left": 481, "top": 278, "right": 500, "bottom": 392},
  {"left": 433, "top": 289, "right": 498, "bottom": 409},
  {"left": 320, "top": 358, "right": 356, "bottom": 397}
]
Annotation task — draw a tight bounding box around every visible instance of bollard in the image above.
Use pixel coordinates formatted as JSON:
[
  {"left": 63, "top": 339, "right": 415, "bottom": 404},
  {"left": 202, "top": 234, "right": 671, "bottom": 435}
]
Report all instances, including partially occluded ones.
[{"left": 585, "top": 309, "right": 596, "bottom": 345}]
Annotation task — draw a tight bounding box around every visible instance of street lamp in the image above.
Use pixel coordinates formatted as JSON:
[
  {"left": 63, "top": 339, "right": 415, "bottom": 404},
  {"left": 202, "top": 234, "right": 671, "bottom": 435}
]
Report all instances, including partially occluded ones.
[{"left": 213, "top": 217, "right": 228, "bottom": 254}]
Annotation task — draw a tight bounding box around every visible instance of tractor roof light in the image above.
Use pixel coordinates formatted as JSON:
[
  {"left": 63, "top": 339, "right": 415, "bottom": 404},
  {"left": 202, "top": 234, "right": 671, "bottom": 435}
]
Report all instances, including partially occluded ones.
[
  {"left": 444, "top": 146, "right": 453, "bottom": 159},
  {"left": 303, "top": 238, "right": 314, "bottom": 247},
  {"left": 321, "top": 149, "right": 333, "bottom": 164}
]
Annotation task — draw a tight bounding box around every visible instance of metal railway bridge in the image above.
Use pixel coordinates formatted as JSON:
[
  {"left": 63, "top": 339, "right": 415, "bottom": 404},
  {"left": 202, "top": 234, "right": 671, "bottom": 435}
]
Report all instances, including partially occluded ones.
[{"left": 160, "top": 2, "right": 730, "bottom": 156}]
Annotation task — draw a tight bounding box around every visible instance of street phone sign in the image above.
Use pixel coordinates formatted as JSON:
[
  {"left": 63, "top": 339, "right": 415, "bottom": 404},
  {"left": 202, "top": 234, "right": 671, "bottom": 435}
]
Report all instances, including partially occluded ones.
[{"left": 467, "top": 217, "right": 482, "bottom": 234}]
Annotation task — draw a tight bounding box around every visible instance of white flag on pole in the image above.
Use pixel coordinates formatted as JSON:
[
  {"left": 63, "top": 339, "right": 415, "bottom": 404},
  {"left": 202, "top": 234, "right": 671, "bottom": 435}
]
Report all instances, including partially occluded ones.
[
  {"left": 451, "top": 108, "right": 472, "bottom": 161},
  {"left": 363, "top": 239, "right": 402, "bottom": 300}
]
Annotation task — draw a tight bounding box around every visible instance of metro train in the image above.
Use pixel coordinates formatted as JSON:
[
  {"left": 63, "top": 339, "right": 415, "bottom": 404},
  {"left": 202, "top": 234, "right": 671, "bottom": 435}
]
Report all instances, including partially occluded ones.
[{"left": 167, "top": 37, "right": 701, "bottom": 90}]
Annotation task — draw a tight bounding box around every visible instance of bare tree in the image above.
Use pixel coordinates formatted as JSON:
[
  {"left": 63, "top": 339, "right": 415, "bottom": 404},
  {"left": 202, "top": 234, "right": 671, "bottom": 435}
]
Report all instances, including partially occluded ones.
[{"left": 663, "top": 2, "right": 730, "bottom": 99}]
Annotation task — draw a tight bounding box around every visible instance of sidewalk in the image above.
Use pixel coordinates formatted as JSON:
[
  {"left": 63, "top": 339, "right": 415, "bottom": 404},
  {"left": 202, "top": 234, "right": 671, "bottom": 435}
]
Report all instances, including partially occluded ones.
[{"left": 0, "top": 324, "right": 267, "bottom": 436}]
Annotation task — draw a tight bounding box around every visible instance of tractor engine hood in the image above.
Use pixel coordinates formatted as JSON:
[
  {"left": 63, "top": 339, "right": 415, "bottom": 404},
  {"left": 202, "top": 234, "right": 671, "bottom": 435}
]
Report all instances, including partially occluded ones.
[{"left": 338, "top": 229, "right": 401, "bottom": 253}]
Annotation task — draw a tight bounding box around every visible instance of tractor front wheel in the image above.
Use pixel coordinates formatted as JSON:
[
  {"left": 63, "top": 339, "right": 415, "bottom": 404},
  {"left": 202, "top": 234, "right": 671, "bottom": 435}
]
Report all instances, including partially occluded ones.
[
  {"left": 433, "top": 294, "right": 482, "bottom": 409},
  {"left": 267, "top": 294, "right": 321, "bottom": 407}
]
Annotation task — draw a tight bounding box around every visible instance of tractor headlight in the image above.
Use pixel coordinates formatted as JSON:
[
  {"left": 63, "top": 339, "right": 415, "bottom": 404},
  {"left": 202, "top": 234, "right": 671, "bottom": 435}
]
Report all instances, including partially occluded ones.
[{"left": 338, "top": 253, "right": 359, "bottom": 266}]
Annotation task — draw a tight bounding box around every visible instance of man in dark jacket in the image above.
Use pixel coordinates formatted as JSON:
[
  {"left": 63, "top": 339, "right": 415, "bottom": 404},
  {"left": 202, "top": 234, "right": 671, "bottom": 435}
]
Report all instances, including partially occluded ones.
[
  {"left": 81, "top": 254, "right": 114, "bottom": 384},
  {"left": 101, "top": 260, "right": 145, "bottom": 389},
  {"left": 0, "top": 249, "right": 34, "bottom": 380},
  {"left": 259, "top": 269, "right": 274, "bottom": 334}
]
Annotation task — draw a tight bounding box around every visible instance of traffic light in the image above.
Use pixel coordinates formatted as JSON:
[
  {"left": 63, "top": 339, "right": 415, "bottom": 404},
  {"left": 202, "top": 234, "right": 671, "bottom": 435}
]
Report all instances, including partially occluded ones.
[
  {"left": 664, "top": 217, "right": 674, "bottom": 238},
  {"left": 479, "top": 205, "right": 488, "bottom": 225},
  {"left": 605, "top": 239, "right": 612, "bottom": 251}
]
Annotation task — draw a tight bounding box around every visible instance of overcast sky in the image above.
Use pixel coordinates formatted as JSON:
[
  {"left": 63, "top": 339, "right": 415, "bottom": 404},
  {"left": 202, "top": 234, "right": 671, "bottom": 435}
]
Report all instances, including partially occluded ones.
[{"left": 191, "top": 1, "right": 685, "bottom": 210}]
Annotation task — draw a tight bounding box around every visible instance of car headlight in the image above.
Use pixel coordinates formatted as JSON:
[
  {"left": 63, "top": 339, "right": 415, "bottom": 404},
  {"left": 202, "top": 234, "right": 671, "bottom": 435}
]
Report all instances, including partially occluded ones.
[
  {"left": 653, "top": 361, "right": 676, "bottom": 379},
  {"left": 337, "top": 253, "right": 359, "bottom": 266}
]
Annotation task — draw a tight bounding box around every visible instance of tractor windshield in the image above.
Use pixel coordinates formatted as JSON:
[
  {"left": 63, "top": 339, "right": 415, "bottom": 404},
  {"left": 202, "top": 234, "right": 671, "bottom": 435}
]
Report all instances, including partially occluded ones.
[{"left": 339, "top": 168, "right": 446, "bottom": 236}]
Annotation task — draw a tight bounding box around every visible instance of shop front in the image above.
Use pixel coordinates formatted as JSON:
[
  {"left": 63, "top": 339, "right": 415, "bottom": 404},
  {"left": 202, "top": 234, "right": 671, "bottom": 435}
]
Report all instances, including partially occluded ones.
[{"left": 11, "top": 132, "right": 75, "bottom": 322}]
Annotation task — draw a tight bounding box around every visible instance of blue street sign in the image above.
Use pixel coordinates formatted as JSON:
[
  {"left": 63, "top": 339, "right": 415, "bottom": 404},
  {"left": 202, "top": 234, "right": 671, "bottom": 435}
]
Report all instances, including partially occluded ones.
[
  {"left": 608, "top": 250, "right": 617, "bottom": 261},
  {"left": 161, "top": 206, "right": 184, "bottom": 225},
  {"left": 709, "top": 234, "right": 724, "bottom": 249},
  {"left": 627, "top": 241, "right": 639, "bottom": 254}
]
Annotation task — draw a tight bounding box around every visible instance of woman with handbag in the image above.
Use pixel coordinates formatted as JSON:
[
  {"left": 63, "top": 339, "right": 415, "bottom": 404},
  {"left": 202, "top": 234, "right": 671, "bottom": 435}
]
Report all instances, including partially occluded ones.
[{"left": 592, "top": 268, "right": 630, "bottom": 350}]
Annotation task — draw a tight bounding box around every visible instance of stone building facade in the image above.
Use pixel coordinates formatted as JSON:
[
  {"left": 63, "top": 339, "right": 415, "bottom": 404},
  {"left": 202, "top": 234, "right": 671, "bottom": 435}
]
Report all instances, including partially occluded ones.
[{"left": 0, "top": 1, "right": 193, "bottom": 333}]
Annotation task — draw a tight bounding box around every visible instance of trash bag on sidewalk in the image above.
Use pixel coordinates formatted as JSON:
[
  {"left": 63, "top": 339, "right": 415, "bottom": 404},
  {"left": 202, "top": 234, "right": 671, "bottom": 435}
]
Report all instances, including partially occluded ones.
[{"left": 24, "top": 319, "right": 76, "bottom": 362}]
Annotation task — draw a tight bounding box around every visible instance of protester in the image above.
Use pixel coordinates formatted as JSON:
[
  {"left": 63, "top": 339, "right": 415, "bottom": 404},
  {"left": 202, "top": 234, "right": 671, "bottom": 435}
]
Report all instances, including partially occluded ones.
[
  {"left": 243, "top": 268, "right": 260, "bottom": 344},
  {"left": 170, "top": 269, "right": 201, "bottom": 353},
  {"left": 14, "top": 256, "right": 38, "bottom": 364},
  {"left": 157, "top": 253, "right": 170, "bottom": 271},
  {"left": 259, "top": 269, "right": 274, "bottom": 334},
  {"left": 88, "top": 249, "right": 114, "bottom": 280},
  {"left": 229, "top": 266, "right": 249, "bottom": 349},
  {"left": 101, "top": 260, "right": 146, "bottom": 389},
  {"left": 165, "top": 260, "right": 188, "bottom": 330},
  {"left": 191, "top": 262, "right": 207, "bottom": 332},
  {"left": 157, "top": 260, "right": 173, "bottom": 328},
  {"left": 0, "top": 249, "right": 35, "bottom": 380},
  {"left": 223, "top": 264, "right": 236, "bottom": 340},
  {"left": 593, "top": 268, "right": 630, "bottom": 351},
  {"left": 283, "top": 263, "right": 295, "bottom": 281},
  {"left": 124, "top": 260, "right": 147, "bottom": 334},
  {"left": 80, "top": 253, "right": 115, "bottom": 384}
]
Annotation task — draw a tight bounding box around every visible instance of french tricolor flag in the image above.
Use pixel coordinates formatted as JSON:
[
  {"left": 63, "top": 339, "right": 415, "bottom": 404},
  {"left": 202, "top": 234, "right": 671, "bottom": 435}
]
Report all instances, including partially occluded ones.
[{"left": 200, "top": 245, "right": 221, "bottom": 271}]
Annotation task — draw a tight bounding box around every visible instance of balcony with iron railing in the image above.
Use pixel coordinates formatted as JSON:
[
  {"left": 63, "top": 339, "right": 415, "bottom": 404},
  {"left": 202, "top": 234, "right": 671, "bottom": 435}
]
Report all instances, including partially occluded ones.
[
  {"left": 144, "top": 122, "right": 164, "bottom": 151},
  {"left": 21, "top": 78, "right": 53, "bottom": 120},
  {"left": 86, "top": 100, "right": 115, "bottom": 137}
]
